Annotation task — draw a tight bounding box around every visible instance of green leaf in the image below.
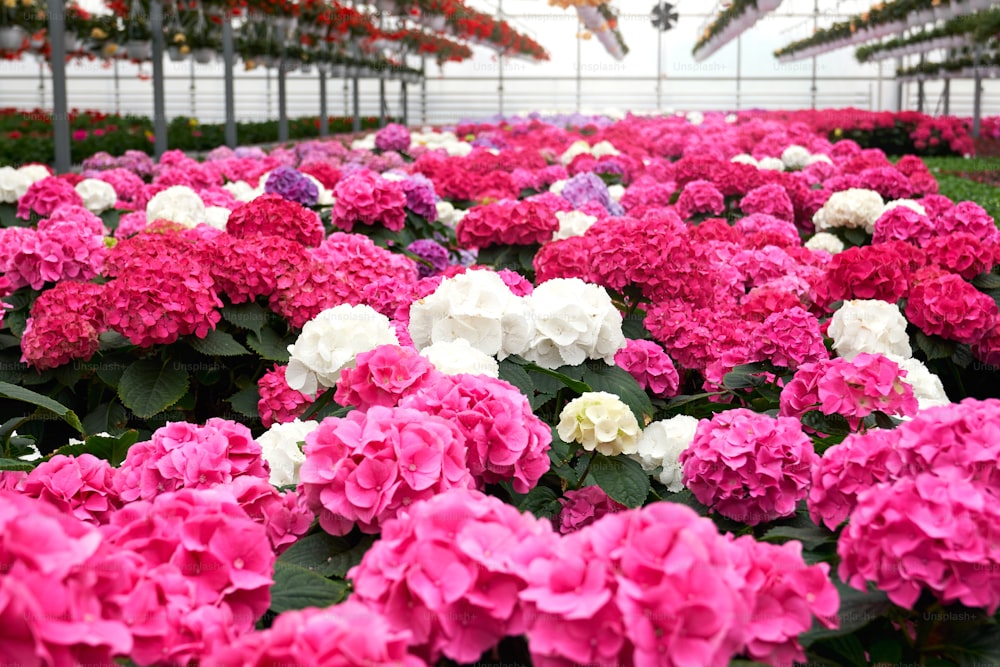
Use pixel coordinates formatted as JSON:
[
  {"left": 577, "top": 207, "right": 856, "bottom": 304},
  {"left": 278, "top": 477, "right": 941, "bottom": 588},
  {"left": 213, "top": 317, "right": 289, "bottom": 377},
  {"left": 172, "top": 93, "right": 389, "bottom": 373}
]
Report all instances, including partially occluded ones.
[
  {"left": 800, "top": 579, "right": 891, "bottom": 647},
  {"left": 621, "top": 313, "right": 651, "bottom": 340},
  {"left": 762, "top": 523, "right": 836, "bottom": 551},
  {"left": 519, "top": 360, "right": 592, "bottom": 395},
  {"left": 81, "top": 400, "right": 130, "bottom": 437},
  {"left": 572, "top": 362, "right": 655, "bottom": 424},
  {"left": 0, "top": 458, "right": 35, "bottom": 471},
  {"left": 801, "top": 410, "right": 853, "bottom": 436},
  {"left": 98, "top": 330, "right": 134, "bottom": 351},
  {"left": 588, "top": 453, "right": 650, "bottom": 508},
  {"left": 497, "top": 358, "right": 534, "bottom": 400},
  {"left": 518, "top": 485, "right": 563, "bottom": 520},
  {"left": 868, "top": 639, "right": 903, "bottom": 666},
  {"left": 187, "top": 329, "right": 251, "bottom": 357},
  {"left": 278, "top": 532, "right": 375, "bottom": 578},
  {"left": 916, "top": 330, "right": 956, "bottom": 361},
  {"left": 247, "top": 327, "right": 292, "bottom": 362},
  {"left": 973, "top": 272, "right": 1000, "bottom": 290},
  {"left": 227, "top": 385, "right": 261, "bottom": 419},
  {"left": 0, "top": 334, "right": 20, "bottom": 350},
  {"left": 54, "top": 430, "right": 140, "bottom": 466},
  {"left": 268, "top": 561, "right": 348, "bottom": 614},
  {"left": 221, "top": 302, "right": 271, "bottom": 337},
  {"left": 664, "top": 488, "right": 711, "bottom": 516},
  {"left": 0, "top": 381, "right": 84, "bottom": 433},
  {"left": 117, "top": 359, "right": 190, "bottom": 419}
]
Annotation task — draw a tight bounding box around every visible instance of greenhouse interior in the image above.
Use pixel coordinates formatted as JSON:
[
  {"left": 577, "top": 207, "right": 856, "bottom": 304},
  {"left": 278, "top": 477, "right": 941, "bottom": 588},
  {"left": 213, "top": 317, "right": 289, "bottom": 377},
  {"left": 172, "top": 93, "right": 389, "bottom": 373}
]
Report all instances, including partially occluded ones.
[{"left": 2, "top": 1, "right": 1000, "bottom": 666}]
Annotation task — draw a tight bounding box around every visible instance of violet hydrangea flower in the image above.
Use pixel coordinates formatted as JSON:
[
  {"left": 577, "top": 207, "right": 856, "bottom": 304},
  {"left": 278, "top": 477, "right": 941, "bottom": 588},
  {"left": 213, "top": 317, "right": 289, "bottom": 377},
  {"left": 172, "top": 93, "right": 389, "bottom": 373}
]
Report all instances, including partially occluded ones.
[{"left": 265, "top": 166, "right": 320, "bottom": 207}]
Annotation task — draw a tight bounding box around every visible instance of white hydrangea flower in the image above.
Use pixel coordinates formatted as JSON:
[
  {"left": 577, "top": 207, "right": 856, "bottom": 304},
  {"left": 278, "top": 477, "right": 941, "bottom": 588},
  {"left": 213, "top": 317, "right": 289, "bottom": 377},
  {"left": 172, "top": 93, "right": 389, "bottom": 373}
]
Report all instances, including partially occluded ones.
[
  {"left": 590, "top": 140, "right": 620, "bottom": 158},
  {"left": 223, "top": 180, "right": 257, "bottom": 203},
  {"left": 557, "top": 391, "right": 640, "bottom": 457},
  {"left": 631, "top": 415, "right": 699, "bottom": 492},
  {"left": 890, "top": 355, "right": 950, "bottom": 413},
  {"left": 203, "top": 206, "right": 231, "bottom": 230},
  {"left": 381, "top": 172, "right": 407, "bottom": 182},
  {"left": 420, "top": 339, "right": 500, "bottom": 378},
  {"left": 607, "top": 184, "right": 625, "bottom": 202},
  {"left": 725, "top": 113, "right": 738, "bottom": 124},
  {"left": 781, "top": 145, "right": 812, "bottom": 170},
  {"left": 731, "top": 154, "right": 759, "bottom": 167},
  {"left": 757, "top": 157, "right": 786, "bottom": 171},
  {"left": 74, "top": 178, "right": 117, "bottom": 213},
  {"left": 548, "top": 179, "right": 568, "bottom": 196},
  {"left": 804, "top": 232, "right": 845, "bottom": 255},
  {"left": 146, "top": 185, "right": 206, "bottom": 228},
  {"left": 805, "top": 153, "right": 834, "bottom": 166},
  {"left": 882, "top": 199, "right": 927, "bottom": 216},
  {"left": 829, "top": 300, "right": 912, "bottom": 362},
  {"left": 560, "top": 140, "right": 593, "bottom": 166},
  {"left": 408, "top": 270, "right": 533, "bottom": 360},
  {"left": 0, "top": 166, "right": 30, "bottom": 203},
  {"left": 552, "top": 210, "right": 598, "bottom": 241},
  {"left": 257, "top": 419, "right": 318, "bottom": 487},
  {"left": 685, "top": 111, "right": 705, "bottom": 126},
  {"left": 436, "top": 201, "right": 466, "bottom": 228},
  {"left": 17, "top": 164, "right": 51, "bottom": 187},
  {"left": 812, "top": 188, "right": 884, "bottom": 233},
  {"left": 351, "top": 134, "right": 377, "bottom": 150},
  {"left": 519, "top": 278, "right": 625, "bottom": 370},
  {"left": 303, "top": 174, "right": 335, "bottom": 207},
  {"left": 286, "top": 304, "right": 399, "bottom": 397}
]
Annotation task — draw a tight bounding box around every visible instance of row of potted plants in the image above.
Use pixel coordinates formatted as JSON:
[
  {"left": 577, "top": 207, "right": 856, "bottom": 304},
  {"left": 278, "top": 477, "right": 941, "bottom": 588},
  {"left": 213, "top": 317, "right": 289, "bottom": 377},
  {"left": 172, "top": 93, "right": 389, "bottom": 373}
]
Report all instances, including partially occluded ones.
[
  {"left": 571, "top": 3, "right": 628, "bottom": 61},
  {"left": 855, "top": 8, "right": 1000, "bottom": 63},
  {"left": 895, "top": 46, "right": 1000, "bottom": 82},
  {"left": 774, "top": 0, "right": 994, "bottom": 63},
  {"left": 692, "top": 0, "right": 782, "bottom": 62}
]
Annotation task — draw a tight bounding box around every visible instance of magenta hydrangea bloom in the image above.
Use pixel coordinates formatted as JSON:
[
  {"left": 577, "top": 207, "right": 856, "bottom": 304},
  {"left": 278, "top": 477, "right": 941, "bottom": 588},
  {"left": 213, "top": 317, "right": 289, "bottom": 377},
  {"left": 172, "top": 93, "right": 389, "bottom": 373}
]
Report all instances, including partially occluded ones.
[
  {"left": 839, "top": 473, "right": 1000, "bottom": 612},
  {"left": 375, "top": 122, "right": 412, "bottom": 152},
  {"left": 400, "top": 373, "right": 552, "bottom": 494},
  {"left": 334, "top": 344, "right": 441, "bottom": 411},
  {"left": 457, "top": 198, "right": 559, "bottom": 248},
  {"left": 349, "top": 488, "right": 557, "bottom": 663},
  {"left": 0, "top": 492, "right": 135, "bottom": 665},
  {"left": 905, "top": 272, "right": 999, "bottom": 345},
  {"left": 556, "top": 484, "right": 626, "bottom": 534},
  {"left": 16, "top": 176, "right": 84, "bottom": 220},
  {"left": 204, "top": 601, "right": 426, "bottom": 667},
  {"left": 115, "top": 418, "right": 268, "bottom": 502},
  {"left": 226, "top": 193, "right": 324, "bottom": 246},
  {"left": 739, "top": 182, "right": 795, "bottom": 222},
  {"left": 331, "top": 169, "right": 408, "bottom": 232},
  {"left": 20, "top": 280, "right": 107, "bottom": 371},
  {"left": 614, "top": 338, "right": 680, "bottom": 398},
  {"left": 746, "top": 306, "right": 829, "bottom": 371},
  {"left": 227, "top": 476, "right": 313, "bottom": 554},
  {"left": 298, "top": 406, "right": 474, "bottom": 535},
  {"left": 675, "top": 179, "right": 726, "bottom": 220},
  {"left": 680, "top": 409, "right": 819, "bottom": 525},
  {"left": 20, "top": 453, "right": 121, "bottom": 524},
  {"left": 258, "top": 363, "right": 323, "bottom": 428}
]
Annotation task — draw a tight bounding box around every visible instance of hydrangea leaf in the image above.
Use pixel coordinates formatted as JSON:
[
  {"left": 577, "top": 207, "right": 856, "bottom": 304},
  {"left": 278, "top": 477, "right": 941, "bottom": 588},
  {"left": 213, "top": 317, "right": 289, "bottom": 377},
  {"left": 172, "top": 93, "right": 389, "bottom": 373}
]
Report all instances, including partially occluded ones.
[
  {"left": 588, "top": 452, "right": 649, "bottom": 508},
  {"left": 116, "top": 359, "right": 189, "bottom": 420}
]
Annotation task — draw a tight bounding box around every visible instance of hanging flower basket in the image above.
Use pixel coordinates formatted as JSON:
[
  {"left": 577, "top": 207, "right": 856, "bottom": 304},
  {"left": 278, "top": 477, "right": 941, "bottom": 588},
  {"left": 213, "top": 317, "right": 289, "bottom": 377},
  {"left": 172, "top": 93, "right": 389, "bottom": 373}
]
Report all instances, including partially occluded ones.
[
  {"left": 193, "top": 47, "right": 215, "bottom": 63},
  {"left": 167, "top": 45, "right": 189, "bottom": 61},
  {"left": 125, "top": 39, "right": 151, "bottom": 60},
  {"left": 0, "top": 25, "right": 25, "bottom": 52}
]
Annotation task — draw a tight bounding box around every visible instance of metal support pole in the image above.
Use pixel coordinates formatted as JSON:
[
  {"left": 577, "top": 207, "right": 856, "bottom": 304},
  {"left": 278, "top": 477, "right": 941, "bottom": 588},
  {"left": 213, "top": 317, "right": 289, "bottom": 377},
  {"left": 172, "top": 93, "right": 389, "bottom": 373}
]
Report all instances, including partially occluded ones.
[
  {"left": 736, "top": 35, "right": 742, "bottom": 111},
  {"left": 278, "top": 62, "right": 289, "bottom": 142},
  {"left": 378, "top": 74, "right": 386, "bottom": 127},
  {"left": 114, "top": 59, "right": 121, "bottom": 115},
  {"left": 916, "top": 54, "right": 925, "bottom": 113},
  {"left": 420, "top": 57, "right": 427, "bottom": 126},
  {"left": 972, "top": 45, "right": 983, "bottom": 139},
  {"left": 190, "top": 58, "right": 197, "bottom": 118},
  {"left": 267, "top": 67, "right": 273, "bottom": 119},
  {"left": 575, "top": 22, "right": 582, "bottom": 113},
  {"left": 810, "top": 0, "right": 818, "bottom": 110},
  {"left": 319, "top": 70, "right": 329, "bottom": 136},
  {"left": 151, "top": 0, "right": 168, "bottom": 158},
  {"left": 656, "top": 27, "right": 662, "bottom": 112},
  {"left": 943, "top": 77, "right": 951, "bottom": 116},
  {"left": 352, "top": 75, "right": 361, "bottom": 133},
  {"left": 401, "top": 81, "right": 408, "bottom": 126},
  {"left": 343, "top": 74, "right": 349, "bottom": 117},
  {"left": 222, "top": 15, "right": 237, "bottom": 147},
  {"left": 48, "top": 4, "right": 70, "bottom": 172},
  {"left": 497, "top": 0, "right": 504, "bottom": 117},
  {"left": 37, "top": 61, "right": 44, "bottom": 108},
  {"left": 895, "top": 57, "right": 904, "bottom": 112}
]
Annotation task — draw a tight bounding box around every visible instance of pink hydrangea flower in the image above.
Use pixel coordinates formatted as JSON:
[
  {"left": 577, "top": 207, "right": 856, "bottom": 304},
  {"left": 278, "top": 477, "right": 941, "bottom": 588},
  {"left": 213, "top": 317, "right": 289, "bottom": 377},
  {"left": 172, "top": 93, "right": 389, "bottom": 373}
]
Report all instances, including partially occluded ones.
[
  {"left": 226, "top": 193, "right": 325, "bottom": 247},
  {"left": 457, "top": 198, "right": 559, "bottom": 248},
  {"left": 905, "top": 272, "right": 999, "bottom": 344},
  {"left": 739, "top": 183, "right": 795, "bottom": 222},
  {"left": 16, "top": 176, "right": 84, "bottom": 220},
  {"left": 675, "top": 179, "right": 726, "bottom": 220},
  {"left": 747, "top": 306, "right": 829, "bottom": 371},
  {"left": 227, "top": 476, "right": 313, "bottom": 554},
  {"left": 556, "top": 485, "right": 626, "bottom": 534},
  {"left": 839, "top": 473, "right": 1000, "bottom": 612},
  {"left": 258, "top": 363, "right": 323, "bottom": 428},
  {"left": 872, "top": 206, "right": 935, "bottom": 246},
  {"left": 780, "top": 354, "right": 919, "bottom": 428},
  {"left": 349, "top": 488, "right": 557, "bottom": 663},
  {"left": 615, "top": 338, "right": 680, "bottom": 398},
  {"left": 0, "top": 492, "right": 135, "bottom": 665},
  {"left": 20, "top": 280, "right": 107, "bottom": 371},
  {"left": 298, "top": 406, "right": 474, "bottom": 535},
  {"left": 923, "top": 232, "right": 995, "bottom": 280},
  {"left": 939, "top": 201, "right": 998, "bottom": 241},
  {"left": 400, "top": 373, "right": 552, "bottom": 494},
  {"left": 204, "top": 601, "right": 426, "bottom": 667},
  {"left": 20, "top": 454, "right": 120, "bottom": 524},
  {"left": 115, "top": 418, "right": 268, "bottom": 502},
  {"left": 331, "top": 169, "right": 408, "bottom": 232},
  {"left": 334, "top": 344, "right": 441, "bottom": 410},
  {"left": 680, "top": 408, "right": 819, "bottom": 525}
]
